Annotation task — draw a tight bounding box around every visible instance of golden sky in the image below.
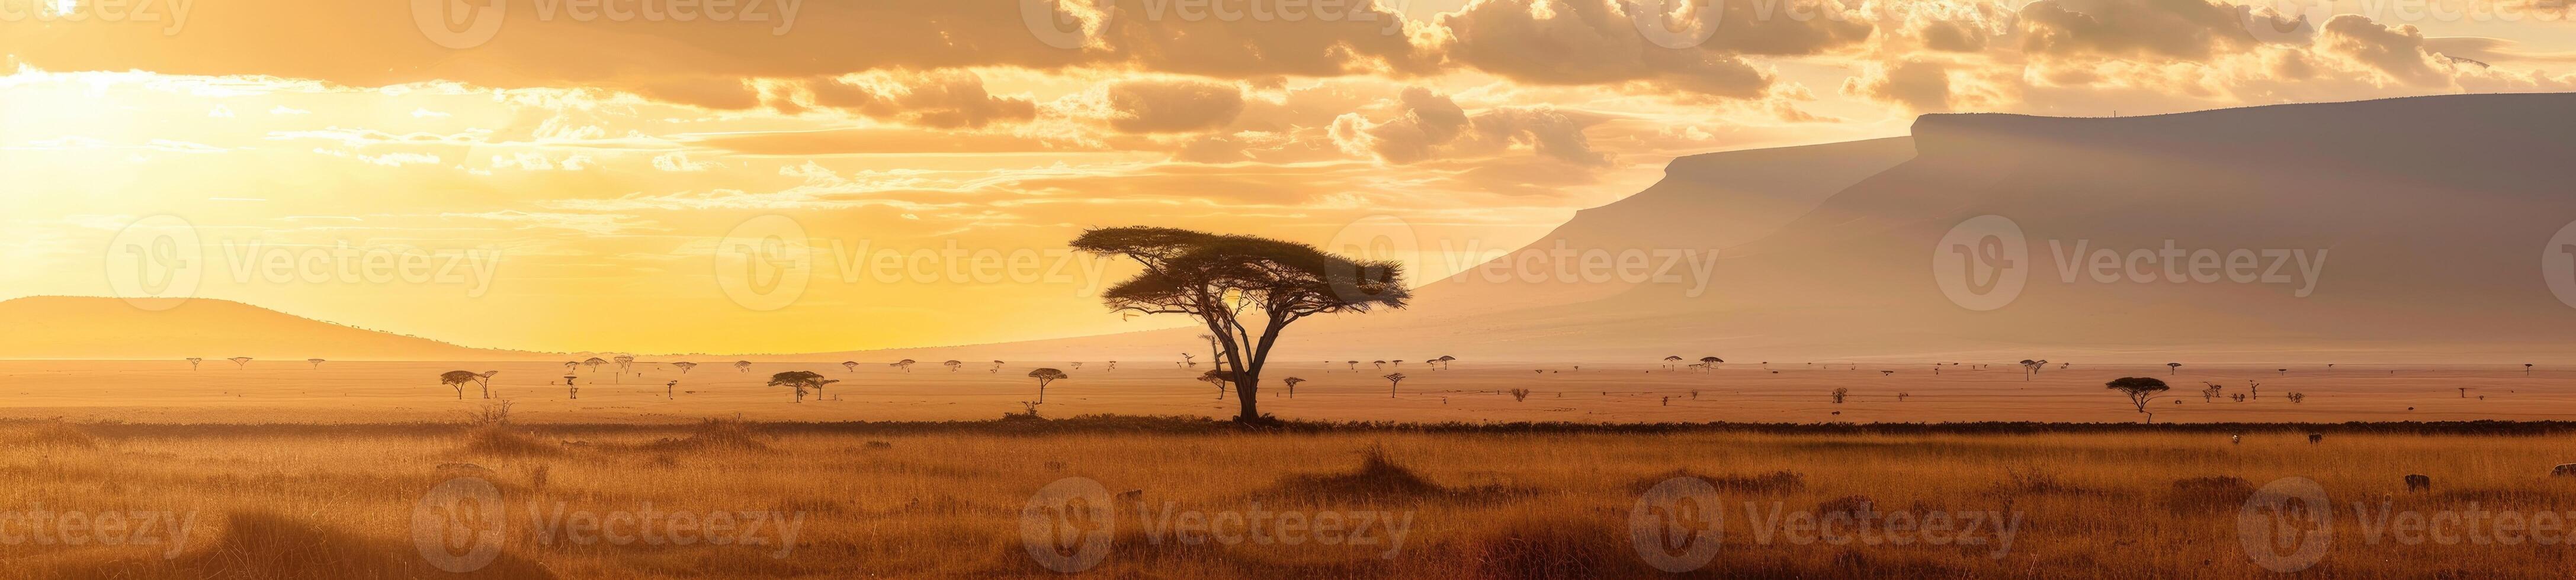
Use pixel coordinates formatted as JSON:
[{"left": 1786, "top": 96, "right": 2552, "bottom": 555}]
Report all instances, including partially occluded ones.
[{"left": 3, "top": 0, "right": 2571, "bottom": 354}]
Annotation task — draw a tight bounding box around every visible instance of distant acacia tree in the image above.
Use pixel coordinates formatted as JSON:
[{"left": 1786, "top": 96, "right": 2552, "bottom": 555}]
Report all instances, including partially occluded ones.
[
  {"left": 1382, "top": 373, "right": 1407, "bottom": 397},
  {"left": 2019, "top": 359, "right": 2048, "bottom": 381},
  {"left": 1027, "top": 368, "right": 1069, "bottom": 402},
  {"left": 228, "top": 357, "right": 252, "bottom": 369},
  {"left": 672, "top": 362, "right": 698, "bottom": 374},
  {"left": 2167, "top": 363, "right": 2182, "bottom": 375},
  {"left": 1105, "top": 361, "right": 1117, "bottom": 372},
  {"left": 1196, "top": 370, "right": 1233, "bottom": 399},
  {"left": 2526, "top": 363, "right": 2535, "bottom": 375},
  {"left": 438, "top": 370, "right": 498, "bottom": 399},
  {"left": 1436, "top": 355, "right": 1456, "bottom": 370},
  {"left": 1070, "top": 362, "right": 1085, "bottom": 370},
  {"left": 991, "top": 360, "right": 1005, "bottom": 373},
  {"left": 733, "top": 360, "right": 752, "bottom": 373},
  {"left": 1831, "top": 388, "right": 1849, "bottom": 403},
  {"left": 613, "top": 355, "right": 636, "bottom": 374},
  {"left": 1180, "top": 353, "right": 1196, "bottom": 368},
  {"left": 1282, "top": 377, "right": 1305, "bottom": 398},
  {"left": 186, "top": 357, "right": 202, "bottom": 370},
  {"left": 583, "top": 357, "right": 607, "bottom": 373},
  {"left": 1373, "top": 360, "right": 1387, "bottom": 369},
  {"left": 307, "top": 358, "right": 325, "bottom": 369},
  {"left": 943, "top": 360, "right": 963, "bottom": 372},
  {"left": 1073, "top": 226, "right": 1407, "bottom": 423},
  {"left": 1346, "top": 360, "right": 1359, "bottom": 370},
  {"left": 1663, "top": 355, "right": 1682, "bottom": 370},
  {"left": 2107, "top": 377, "right": 2171, "bottom": 414},
  {"left": 891, "top": 359, "right": 917, "bottom": 372},
  {"left": 842, "top": 361, "right": 859, "bottom": 373},
  {"left": 562, "top": 361, "right": 579, "bottom": 373},
  {"left": 1699, "top": 357, "right": 1722, "bottom": 372},
  {"left": 767, "top": 371, "right": 837, "bottom": 403}
]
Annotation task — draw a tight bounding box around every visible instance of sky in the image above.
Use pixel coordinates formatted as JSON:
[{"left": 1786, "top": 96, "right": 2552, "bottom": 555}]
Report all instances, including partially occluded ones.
[{"left": 2, "top": 0, "right": 2571, "bottom": 355}]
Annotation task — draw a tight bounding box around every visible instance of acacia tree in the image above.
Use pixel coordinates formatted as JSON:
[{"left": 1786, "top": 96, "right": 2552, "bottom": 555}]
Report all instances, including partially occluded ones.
[
  {"left": 614, "top": 355, "right": 636, "bottom": 374},
  {"left": 890, "top": 359, "right": 916, "bottom": 372},
  {"left": 767, "top": 370, "right": 837, "bottom": 403},
  {"left": 1436, "top": 355, "right": 1456, "bottom": 370},
  {"left": 733, "top": 360, "right": 753, "bottom": 373},
  {"left": 1698, "top": 356, "right": 1722, "bottom": 373},
  {"left": 1346, "top": 360, "right": 1359, "bottom": 370},
  {"left": 2019, "top": 359, "right": 2048, "bottom": 381},
  {"left": 1028, "top": 368, "right": 1069, "bottom": 402},
  {"left": 943, "top": 360, "right": 963, "bottom": 372},
  {"left": 843, "top": 361, "right": 859, "bottom": 373},
  {"left": 228, "top": 357, "right": 252, "bottom": 369},
  {"left": 2107, "top": 377, "right": 2171, "bottom": 414},
  {"left": 307, "top": 358, "right": 325, "bottom": 369},
  {"left": 673, "top": 362, "right": 698, "bottom": 374},
  {"left": 2167, "top": 362, "right": 2182, "bottom": 375},
  {"left": 562, "top": 361, "right": 579, "bottom": 373},
  {"left": 1074, "top": 227, "right": 1409, "bottom": 423},
  {"left": 187, "top": 357, "right": 202, "bottom": 370},
  {"left": 1663, "top": 355, "right": 1682, "bottom": 370},
  {"left": 438, "top": 370, "right": 498, "bottom": 399},
  {"left": 991, "top": 360, "right": 1005, "bottom": 373},
  {"left": 1282, "top": 377, "right": 1305, "bottom": 398},
  {"left": 1383, "top": 372, "right": 1407, "bottom": 398},
  {"left": 583, "top": 357, "right": 607, "bottom": 373}
]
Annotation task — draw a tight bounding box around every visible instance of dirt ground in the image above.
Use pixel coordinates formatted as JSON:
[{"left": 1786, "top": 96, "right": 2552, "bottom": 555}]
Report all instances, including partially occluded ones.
[{"left": 0, "top": 360, "right": 2561, "bottom": 424}]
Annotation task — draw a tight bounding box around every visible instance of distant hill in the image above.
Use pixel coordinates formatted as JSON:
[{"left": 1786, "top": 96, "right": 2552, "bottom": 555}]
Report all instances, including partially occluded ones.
[{"left": 0, "top": 296, "right": 542, "bottom": 361}]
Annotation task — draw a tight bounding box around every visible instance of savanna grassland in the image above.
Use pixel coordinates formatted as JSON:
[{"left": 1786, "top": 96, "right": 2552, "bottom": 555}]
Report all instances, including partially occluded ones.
[{"left": 7, "top": 417, "right": 2576, "bottom": 579}]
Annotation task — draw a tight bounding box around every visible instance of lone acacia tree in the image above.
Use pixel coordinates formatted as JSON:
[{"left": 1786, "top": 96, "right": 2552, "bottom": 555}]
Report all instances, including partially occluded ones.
[
  {"left": 186, "top": 357, "right": 202, "bottom": 370},
  {"left": 767, "top": 370, "right": 836, "bottom": 403},
  {"left": 307, "top": 358, "right": 325, "bottom": 369},
  {"left": 672, "top": 362, "right": 698, "bottom": 374},
  {"left": 1383, "top": 372, "right": 1407, "bottom": 397},
  {"left": 1028, "top": 368, "right": 1068, "bottom": 402},
  {"left": 228, "top": 357, "right": 253, "bottom": 369},
  {"left": 2107, "top": 376, "right": 2171, "bottom": 414},
  {"left": 1073, "top": 226, "right": 1409, "bottom": 423},
  {"left": 438, "top": 370, "right": 498, "bottom": 399},
  {"left": 1282, "top": 376, "right": 1305, "bottom": 398},
  {"left": 843, "top": 361, "right": 859, "bottom": 373}
]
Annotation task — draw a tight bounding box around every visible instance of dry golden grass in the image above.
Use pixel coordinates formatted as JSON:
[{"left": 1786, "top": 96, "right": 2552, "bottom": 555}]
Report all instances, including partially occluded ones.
[{"left": 4, "top": 419, "right": 2576, "bottom": 578}]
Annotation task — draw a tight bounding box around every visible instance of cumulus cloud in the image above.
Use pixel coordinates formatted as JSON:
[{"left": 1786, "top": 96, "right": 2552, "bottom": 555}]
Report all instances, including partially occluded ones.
[
  {"left": 1330, "top": 87, "right": 1608, "bottom": 166},
  {"left": 2315, "top": 15, "right": 2448, "bottom": 88},
  {"left": 793, "top": 70, "right": 1039, "bottom": 128},
  {"left": 1843, "top": 59, "right": 1956, "bottom": 112},
  {"left": 1087, "top": 78, "right": 1247, "bottom": 133},
  {"left": 2016, "top": 0, "right": 2277, "bottom": 61}
]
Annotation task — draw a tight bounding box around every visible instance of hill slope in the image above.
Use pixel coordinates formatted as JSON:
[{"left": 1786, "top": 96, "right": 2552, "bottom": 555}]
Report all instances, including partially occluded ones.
[{"left": 0, "top": 297, "right": 538, "bottom": 361}]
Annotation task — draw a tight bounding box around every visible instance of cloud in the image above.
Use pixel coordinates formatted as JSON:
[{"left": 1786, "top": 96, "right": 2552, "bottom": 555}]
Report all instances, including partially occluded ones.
[
  {"left": 1090, "top": 78, "right": 1246, "bottom": 133},
  {"left": 1331, "top": 87, "right": 1608, "bottom": 166},
  {"left": 793, "top": 70, "right": 1039, "bottom": 128},
  {"left": 2317, "top": 16, "right": 2449, "bottom": 88},
  {"left": 1843, "top": 59, "right": 1956, "bottom": 112},
  {"left": 2017, "top": 0, "right": 2279, "bottom": 62},
  {"left": 1429, "top": 0, "right": 1816, "bottom": 98}
]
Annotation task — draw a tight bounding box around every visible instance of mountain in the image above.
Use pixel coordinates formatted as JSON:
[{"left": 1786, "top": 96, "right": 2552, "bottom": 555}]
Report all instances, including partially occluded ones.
[
  {"left": 931, "top": 93, "right": 2576, "bottom": 364},
  {"left": 1279, "top": 92, "right": 2576, "bottom": 363},
  {"left": 0, "top": 297, "right": 540, "bottom": 361}
]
